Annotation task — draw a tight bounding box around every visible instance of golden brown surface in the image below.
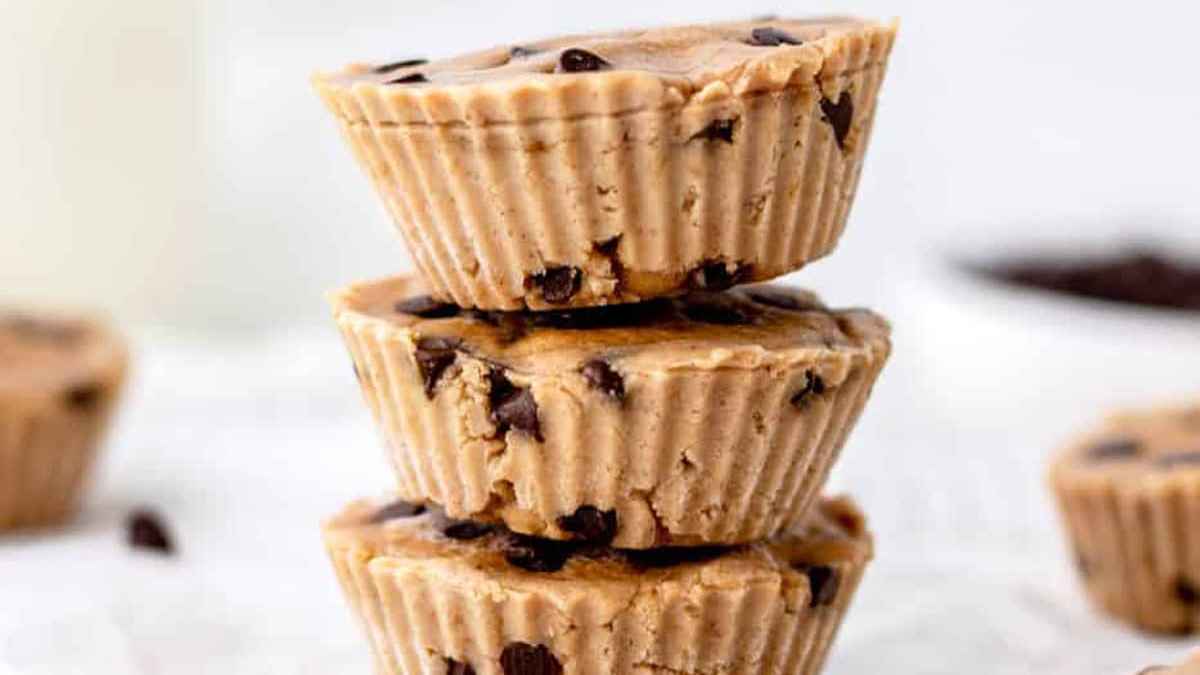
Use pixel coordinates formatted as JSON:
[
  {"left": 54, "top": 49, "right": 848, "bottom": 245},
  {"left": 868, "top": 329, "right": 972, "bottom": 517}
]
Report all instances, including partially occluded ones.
[{"left": 0, "top": 313, "right": 126, "bottom": 398}]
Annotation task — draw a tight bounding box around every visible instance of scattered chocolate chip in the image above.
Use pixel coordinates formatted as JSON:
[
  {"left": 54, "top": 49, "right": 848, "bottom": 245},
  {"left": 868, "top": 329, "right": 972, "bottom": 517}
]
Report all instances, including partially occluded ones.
[
  {"left": 749, "top": 27, "right": 803, "bottom": 47},
  {"left": 488, "top": 370, "right": 543, "bottom": 441},
  {"left": 746, "top": 288, "right": 819, "bottom": 312},
  {"left": 442, "top": 520, "right": 494, "bottom": 541},
  {"left": 500, "top": 643, "right": 563, "bottom": 675},
  {"left": 790, "top": 371, "right": 826, "bottom": 408},
  {"left": 820, "top": 92, "right": 854, "bottom": 150},
  {"left": 527, "top": 267, "right": 582, "bottom": 305},
  {"left": 1176, "top": 578, "right": 1200, "bottom": 605},
  {"left": 504, "top": 534, "right": 574, "bottom": 573},
  {"left": 623, "top": 545, "right": 729, "bottom": 569},
  {"left": 127, "top": 509, "right": 173, "bottom": 555},
  {"left": 414, "top": 337, "right": 461, "bottom": 398},
  {"left": 580, "top": 360, "right": 625, "bottom": 401},
  {"left": 371, "top": 500, "right": 427, "bottom": 523},
  {"left": 63, "top": 383, "right": 103, "bottom": 411},
  {"left": 797, "top": 564, "right": 840, "bottom": 607},
  {"left": 691, "top": 118, "right": 737, "bottom": 144},
  {"left": 681, "top": 296, "right": 756, "bottom": 326},
  {"left": 1075, "top": 552, "right": 1093, "bottom": 577},
  {"left": 558, "top": 48, "right": 610, "bottom": 73},
  {"left": 387, "top": 73, "right": 429, "bottom": 85},
  {"left": 1157, "top": 451, "right": 1200, "bottom": 469},
  {"left": 1085, "top": 438, "right": 1142, "bottom": 462},
  {"left": 557, "top": 506, "right": 618, "bottom": 545},
  {"left": 592, "top": 236, "right": 625, "bottom": 291},
  {"left": 445, "top": 658, "right": 476, "bottom": 675},
  {"left": 687, "top": 260, "right": 753, "bottom": 292},
  {"left": 395, "top": 295, "right": 461, "bottom": 319},
  {"left": 984, "top": 250, "right": 1200, "bottom": 312},
  {"left": 510, "top": 46, "right": 540, "bottom": 59},
  {"left": 2, "top": 316, "right": 84, "bottom": 345},
  {"left": 373, "top": 58, "right": 428, "bottom": 74}
]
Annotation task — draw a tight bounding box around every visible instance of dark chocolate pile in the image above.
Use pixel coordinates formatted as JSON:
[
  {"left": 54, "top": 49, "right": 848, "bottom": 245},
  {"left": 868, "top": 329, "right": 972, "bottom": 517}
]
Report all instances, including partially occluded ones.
[{"left": 986, "top": 251, "right": 1200, "bottom": 311}]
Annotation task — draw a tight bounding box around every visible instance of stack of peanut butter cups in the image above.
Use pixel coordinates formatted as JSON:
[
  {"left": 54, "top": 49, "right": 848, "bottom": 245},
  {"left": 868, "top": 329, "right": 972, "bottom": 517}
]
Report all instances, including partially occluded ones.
[{"left": 314, "top": 16, "right": 897, "bottom": 675}]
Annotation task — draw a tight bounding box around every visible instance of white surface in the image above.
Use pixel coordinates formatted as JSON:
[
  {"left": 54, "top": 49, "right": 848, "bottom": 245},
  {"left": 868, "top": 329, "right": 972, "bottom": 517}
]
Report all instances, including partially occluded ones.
[{"left": 2, "top": 289, "right": 1198, "bottom": 674}]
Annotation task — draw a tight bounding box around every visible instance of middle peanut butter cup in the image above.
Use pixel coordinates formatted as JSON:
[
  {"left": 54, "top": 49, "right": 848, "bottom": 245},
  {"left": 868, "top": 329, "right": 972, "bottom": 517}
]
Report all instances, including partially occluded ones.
[{"left": 332, "top": 275, "right": 891, "bottom": 549}]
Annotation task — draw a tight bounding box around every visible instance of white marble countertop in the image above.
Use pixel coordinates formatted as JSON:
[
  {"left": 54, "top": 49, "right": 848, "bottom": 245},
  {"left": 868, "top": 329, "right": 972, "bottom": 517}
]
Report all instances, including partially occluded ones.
[{"left": 0, "top": 313, "right": 1194, "bottom": 674}]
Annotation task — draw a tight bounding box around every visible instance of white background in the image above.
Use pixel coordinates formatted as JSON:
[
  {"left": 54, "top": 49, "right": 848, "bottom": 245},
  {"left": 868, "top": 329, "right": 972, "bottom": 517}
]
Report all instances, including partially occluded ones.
[{"left": 1, "top": 1, "right": 1200, "bottom": 673}]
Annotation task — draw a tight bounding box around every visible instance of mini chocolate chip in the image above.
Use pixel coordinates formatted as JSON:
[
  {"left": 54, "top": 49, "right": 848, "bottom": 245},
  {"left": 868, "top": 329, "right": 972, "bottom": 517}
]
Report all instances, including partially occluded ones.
[
  {"left": 510, "top": 46, "right": 540, "bottom": 59},
  {"left": 681, "top": 296, "right": 756, "bottom": 326},
  {"left": 3, "top": 316, "right": 84, "bottom": 344},
  {"left": 592, "top": 236, "right": 625, "bottom": 291},
  {"left": 527, "top": 267, "right": 582, "bottom": 305},
  {"left": 443, "top": 520, "right": 494, "bottom": 541},
  {"left": 1157, "top": 451, "right": 1200, "bottom": 469},
  {"left": 580, "top": 360, "right": 625, "bottom": 401},
  {"left": 371, "top": 500, "right": 427, "bottom": 523},
  {"left": 691, "top": 118, "right": 737, "bottom": 144},
  {"left": 373, "top": 58, "right": 428, "bottom": 74},
  {"left": 445, "top": 658, "right": 476, "bottom": 675},
  {"left": 556, "top": 506, "right": 618, "bottom": 545},
  {"left": 489, "top": 370, "right": 543, "bottom": 441},
  {"left": 623, "top": 546, "right": 728, "bottom": 569},
  {"left": 687, "top": 260, "right": 753, "bottom": 292},
  {"left": 504, "top": 534, "right": 574, "bottom": 573},
  {"left": 500, "top": 643, "right": 563, "bottom": 675},
  {"left": 558, "top": 48, "right": 610, "bottom": 73},
  {"left": 64, "top": 383, "right": 103, "bottom": 411},
  {"left": 797, "top": 565, "right": 840, "bottom": 607},
  {"left": 395, "top": 295, "right": 461, "bottom": 319},
  {"left": 749, "top": 27, "right": 803, "bottom": 47},
  {"left": 1085, "top": 438, "right": 1141, "bottom": 462},
  {"left": 1075, "top": 553, "right": 1092, "bottom": 577},
  {"left": 1176, "top": 578, "right": 1200, "bottom": 605},
  {"left": 790, "top": 371, "right": 826, "bottom": 408},
  {"left": 387, "top": 73, "right": 429, "bottom": 85},
  {"left": 820, "top": 92, "right": 854, "bottom": 149},
  {"left": 746, "top": 288, "right": 819, "bottom": 312},
  {"left": 414, "top": 337, "right": 461, "bottom": 398},
  {"left": 127, "top": 509, "right": 173, "bottom": 555}
]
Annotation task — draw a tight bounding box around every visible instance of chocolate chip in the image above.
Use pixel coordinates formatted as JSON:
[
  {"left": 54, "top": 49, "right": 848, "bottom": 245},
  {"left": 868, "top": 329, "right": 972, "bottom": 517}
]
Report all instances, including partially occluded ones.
[
  {"left": 749, "top": 27, "right": 803, "bottom": 46},
  {"left": 1157, "top": 451, "right": 1200, "bottom": 469},
  {"left": 681, "top": 296, "right": 756, "bottom": 326},
  {"left": 488, "top": 370, "right": 543, "bottom": 441},
  {"left": 127, "top": 509, "right": 173, "bottom": 555},
  {"left": 63, "top": 383, "right": 103, "bottom": 411},
  {"left": 414, "top": 337, "right": 461, "bottom": 398},
  {"left": 984, "top": 250, "right": 1200, "bottom": 312},
  {"left": 1176, "top": 578, "right": 1200, "bottom": 605},
  {"left": 556, "top": 506, "right": 618, "bottom": 545},
  {"left": 820, "top": 92, "right": 854, "bottom": 150},
  {"left": 1085, "top": 438, "right": 1142, "bottom": 462},
  {"left": 797, "top": 565, "right": 840, "bottom": 607},
  {"left": 687, "top": 260, "right": 752, "bottom": 292},
  {"left": 371, "top": 500, "right": 427, "bottom": 523},
  {"left": 558, "top": 48, "right": 610, "bottom": 73},
  {"left": 3, "top": 315, "right": 85, "bottom": 345},
  {"left": 500, "top": 643, "right": 563, "bottom": 675},
  {"left": 691, "top": 118, "right": 737, "bottom": 144},
  {"left": 592, "top": 236, "right": 625, "bottom": 291},
  {"left": 445, "top": 658, "right": 476, "bottom": 675},
  {"left": 373, "top": 58, "right": 428, "bottom": 74},
  {"left": 527, "top": 267, "right": 582, "bottom": 305},
  {"left": 790, "top": 371, "right": 826, "bottom": 408},
  {"left": 387, "top": 73, "right": 429, "bottom": 85},
  {"left": 504, "top": 534, "right": 574, "bottom": 573},
  {"left": 1075, "top": 553, "right": 1093, "bottom": 577},
  {"left": 746, "top": 288, "right": 819, "bottom": 312},
  {"left": 510, "top": 46, "right": 540, "bottom": 59},
  {"left": 443, "top": 520, "right": 494, "bottom": 541},
  {"left": 623, "top": 546, "right": 729, "bottom": 569},
  {"left": 395, "top": 295, "right": 461, "bottom": 319},
  {"left": 580, "top": 360, "right": 625, "bottom": 401}
]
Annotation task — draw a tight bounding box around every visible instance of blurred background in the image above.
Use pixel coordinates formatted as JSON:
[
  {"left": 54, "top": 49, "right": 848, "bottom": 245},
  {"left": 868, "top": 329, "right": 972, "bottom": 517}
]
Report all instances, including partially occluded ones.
[{"left": 2, "top": 1, "right": 1199, "bottom": 673}]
